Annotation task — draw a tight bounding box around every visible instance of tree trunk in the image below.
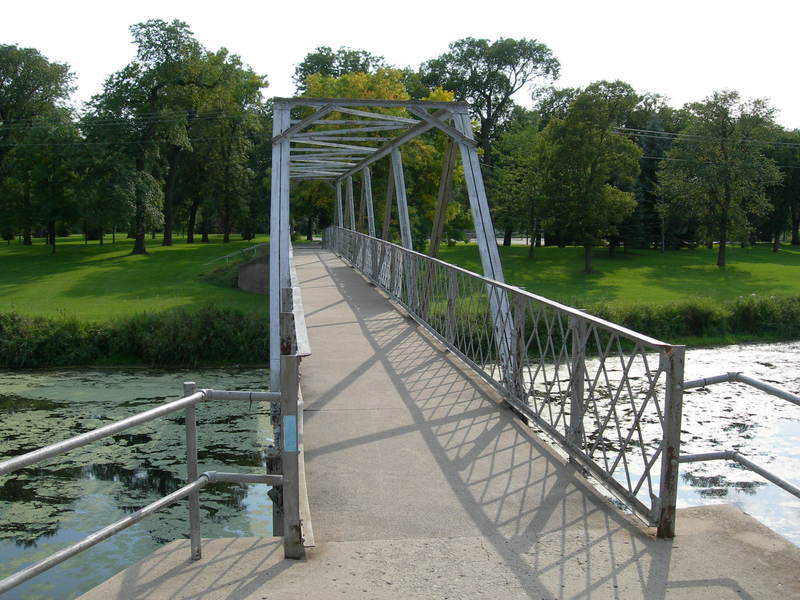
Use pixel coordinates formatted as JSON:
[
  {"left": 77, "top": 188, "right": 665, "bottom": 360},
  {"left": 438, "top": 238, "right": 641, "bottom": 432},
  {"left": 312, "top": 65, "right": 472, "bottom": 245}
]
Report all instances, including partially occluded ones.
[
  {"left": 99, "top": 228, "right": 104, "bottom": 246},
  {"left": 306, "top": 215, "right": 314, "bottom": 241},
  {"left": 717, "top": 193, "right": 730, "bottom": 267},
  {"left": 132, "top": 233, "right": 146, "bottom": 254},
  {"left": 773, "top": 231, "right": 780, "bottom": 253},
  {"left": 583, "top": 244, "right": 593, "bottom": 273},
  {"left": 23, "top": 228, "right": 31, "bottom": 246},
  {"left": 130, "top": 155, "right": 148, "bottom": 255},
  {"left": 223, "top": 206, "right": 231, "bottom": 243},
  {"left": 717, "top": 227, "right": 727, "bottom": 267},
  {"left": 49, "top": 221, "right": 56, "bottom": 255},
  {"left": 161, "top": 146, "right": 182, "bottom": 246},
  {"left": 187, "top": 200, "right": 200, "bottom": 243},
  {"left": 112, "top": 225, "right": 116, "bottom": 244},
  {"left": 791, "top": 205, "right": 800, "bottom": 245},
  {"left": 502, "top": 227, "right": 512, "bottom": 247}
]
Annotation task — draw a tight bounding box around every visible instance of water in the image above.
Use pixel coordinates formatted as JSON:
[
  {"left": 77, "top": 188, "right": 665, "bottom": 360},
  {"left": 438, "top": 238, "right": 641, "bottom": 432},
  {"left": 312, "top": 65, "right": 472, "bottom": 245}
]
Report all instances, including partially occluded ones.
[
  {"left": 0, "top": 369, "right": 273, "bottom": 600},
  {"left": 0, "top": 343, "right": 798, "bottom": 598},
  {"left": 678, "top": 341, "right": 800, "bottom": 545}
]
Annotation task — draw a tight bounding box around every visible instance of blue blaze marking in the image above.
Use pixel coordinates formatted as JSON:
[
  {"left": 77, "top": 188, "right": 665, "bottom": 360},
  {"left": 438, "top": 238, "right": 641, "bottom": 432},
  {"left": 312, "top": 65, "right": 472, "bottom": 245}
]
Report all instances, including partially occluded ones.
[{"left": 283, "top": 415, "right": 297, "bottom": 452}]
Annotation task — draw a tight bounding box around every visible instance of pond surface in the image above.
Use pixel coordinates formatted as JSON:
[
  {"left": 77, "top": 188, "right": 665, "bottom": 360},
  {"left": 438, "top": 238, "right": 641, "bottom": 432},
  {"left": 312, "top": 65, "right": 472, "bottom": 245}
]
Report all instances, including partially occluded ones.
[{"left": 0, "top": 369, "right": 273, "bottom": 600}]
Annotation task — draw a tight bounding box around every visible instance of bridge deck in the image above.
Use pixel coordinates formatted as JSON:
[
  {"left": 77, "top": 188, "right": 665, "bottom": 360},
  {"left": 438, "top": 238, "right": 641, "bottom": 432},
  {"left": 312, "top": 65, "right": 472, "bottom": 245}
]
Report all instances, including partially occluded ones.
[{"left": 82, "top": 246, "right": 799, "bottom": 599}]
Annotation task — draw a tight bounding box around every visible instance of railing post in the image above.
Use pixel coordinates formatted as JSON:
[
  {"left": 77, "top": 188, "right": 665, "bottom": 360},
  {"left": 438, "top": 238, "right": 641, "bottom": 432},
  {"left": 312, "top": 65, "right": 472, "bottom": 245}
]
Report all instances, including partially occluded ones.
[
  {"left": 568, "top": 317, "right": 587, "bottom": 449},
  {"left": 266, "top": 401, "right": 284, "bottom": 536},
  {"left": 280, "top": 353, "right": 304, "bottom": 559},
  {"left": 370, "top": 237, "right": 378, "bottom": 281},
  {"left": 446, "top": 269, "right": 457, "bottom": 345},
  {"left": 657, "top": 345, "right": 686, "bottom": 538},
  {"left": 183, "top": 381, "right": 201, "bottom": 561},
  {"left": 389, "top": 246, "right": 398, "bottom": 300},
  {"left": 281, "top": 289, "right": 295, "bottom": 355},
  {"left": 513, "top": 295, "right": 527, "bottom": 399}
]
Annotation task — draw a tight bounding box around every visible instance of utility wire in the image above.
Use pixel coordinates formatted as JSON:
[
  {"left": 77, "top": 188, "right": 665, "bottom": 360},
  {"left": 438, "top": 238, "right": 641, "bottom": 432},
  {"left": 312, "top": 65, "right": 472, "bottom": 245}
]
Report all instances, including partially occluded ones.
[
  {"left": 0, "top": 110, "right": 261, "bottom": 132},
  {"left": 0, "top": 133, "right": 262, "bottom": 148},
  {"left": 615, "top": 127, "right": 800, "bottom": 149}
]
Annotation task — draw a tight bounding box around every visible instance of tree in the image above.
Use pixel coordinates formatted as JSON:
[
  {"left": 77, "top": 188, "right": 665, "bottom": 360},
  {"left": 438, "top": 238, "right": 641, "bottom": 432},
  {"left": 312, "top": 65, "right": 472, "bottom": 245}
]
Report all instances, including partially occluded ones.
[
  {"left": 9, "top": 110, "right": 82, "bottom": 253},
  {"left": 293, "top": 46, "right": 385, "bottom": 93},
  {"left": 762, "top": 129, "right": 800, "bottom": 250},
  {"left": 535, "top": 81, "right": 641, "bottom": 273},
  {"left": 0, "top": 44, "right": 73, "bottom": 165},
  {"left": 420, "top": 37, "right": 559, "bottom": 163},
  {"left": 87, "top": 19, "right": 204, "bottom": 254},
  {"left": 488, "top": 107, "right": 541, "bottom": 252},
  {"left": 532, "top": 85, "right": 580, "bottom": 130},
  {"left": 658, "top": 91, "right": 782, "bottom": 267}
]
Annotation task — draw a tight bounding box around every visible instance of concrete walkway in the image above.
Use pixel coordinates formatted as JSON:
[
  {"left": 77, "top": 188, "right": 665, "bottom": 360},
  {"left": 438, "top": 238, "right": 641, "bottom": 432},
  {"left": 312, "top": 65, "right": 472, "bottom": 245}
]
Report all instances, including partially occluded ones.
[{"left": 82, "top": 247, "right": 800, "bottom": 599}]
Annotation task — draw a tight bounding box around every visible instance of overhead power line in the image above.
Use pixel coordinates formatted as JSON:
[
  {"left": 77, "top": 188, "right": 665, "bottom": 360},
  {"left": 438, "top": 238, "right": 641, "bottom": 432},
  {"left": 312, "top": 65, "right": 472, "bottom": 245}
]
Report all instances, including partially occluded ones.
[
  {"left": 0, "top": 110, "right": 261, "bottom": 133},
  {"left": 614, "top": 127, "right": 800, "bottom": 149}
]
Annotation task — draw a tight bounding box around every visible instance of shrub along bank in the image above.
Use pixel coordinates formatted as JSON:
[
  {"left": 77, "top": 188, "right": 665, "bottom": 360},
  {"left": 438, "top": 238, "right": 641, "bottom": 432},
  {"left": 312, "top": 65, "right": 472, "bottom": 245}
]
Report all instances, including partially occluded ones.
[
  {"left": 590, "top": 294, "right": 800, "bottom": 345},
  {"left": 1, "top": 294, "right": 797, "bottom": 369},
  {"left": 0, "top": 305, "right": 268, "bottom": 368}
]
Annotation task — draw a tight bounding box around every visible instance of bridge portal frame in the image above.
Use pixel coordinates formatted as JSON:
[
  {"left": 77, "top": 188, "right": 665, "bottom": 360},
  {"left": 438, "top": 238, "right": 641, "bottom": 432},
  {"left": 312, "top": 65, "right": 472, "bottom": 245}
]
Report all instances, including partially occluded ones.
[{"left": 269, "top": 97, "right": 508, "bottom": 390}]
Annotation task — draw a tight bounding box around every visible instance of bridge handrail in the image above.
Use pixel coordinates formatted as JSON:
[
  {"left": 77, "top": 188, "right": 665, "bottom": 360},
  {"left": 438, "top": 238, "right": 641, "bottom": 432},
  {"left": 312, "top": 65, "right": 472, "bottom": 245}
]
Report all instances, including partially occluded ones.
[
  {"left": 205, "top": 242, "right": 268, "bottom": 264},
  {"left": 324, "top": 225, "right": 685, "bottom": 537},
  {"left": 331, "top": 230, "right": 673, "bottom": 349},
  {"left": 679, "top": 371, "right": 800, "bottom": 501},
  {"left": 0, "top": 386, "right": 289, "bottom": 595}
]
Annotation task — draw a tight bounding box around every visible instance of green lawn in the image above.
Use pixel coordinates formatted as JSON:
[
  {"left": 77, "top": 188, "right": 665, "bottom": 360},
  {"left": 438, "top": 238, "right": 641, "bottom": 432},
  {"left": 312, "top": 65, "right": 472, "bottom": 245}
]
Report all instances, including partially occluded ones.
[
  {"left": 438, "top": 243, "right": 800, "bottom": 308},
  {"left": 0, "top": 234, "right": 267, "bottom": 321},
  {"left": 3, "top": 235, "right": 799, "bottom": 324}
]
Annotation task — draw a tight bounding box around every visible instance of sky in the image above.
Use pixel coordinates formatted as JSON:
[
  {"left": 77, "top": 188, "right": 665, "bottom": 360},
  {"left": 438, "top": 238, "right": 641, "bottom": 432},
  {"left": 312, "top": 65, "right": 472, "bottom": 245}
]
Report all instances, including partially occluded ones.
[{"left": 3, "top": 0, "right": 799, "bottom": 128}]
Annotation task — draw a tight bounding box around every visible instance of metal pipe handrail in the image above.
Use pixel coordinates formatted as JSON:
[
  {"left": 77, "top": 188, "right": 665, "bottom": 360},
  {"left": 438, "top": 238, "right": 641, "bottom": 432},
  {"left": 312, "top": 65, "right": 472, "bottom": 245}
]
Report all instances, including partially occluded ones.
[
  {"left": 0, "top": 391, "right": 203, "bottom": 476},
  {"left": 679, "top": 373, "right": 800, "bottom": 503},
  {"left": 205, "top": 242, "right": 268, "bottom": 264},
  {"left": 0, "top": 471, "right": 279, "bottom": 595},
  {"left": 679, "top": 450, "right": 800, "bottom": 500},
  {"left": 337, "top": 228, "right": 672, "bottom": 349},
  {"left": 0, "top": 389, "right": 276, "bottom": 477},
  {"left": 683, "top": 371, "right": 800, "bottom": 407}
]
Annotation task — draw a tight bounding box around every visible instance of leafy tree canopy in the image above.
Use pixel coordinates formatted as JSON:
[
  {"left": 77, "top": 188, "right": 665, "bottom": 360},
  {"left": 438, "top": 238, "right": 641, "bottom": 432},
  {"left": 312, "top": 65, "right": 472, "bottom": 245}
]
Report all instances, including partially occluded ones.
[
  {"left": 0, "top": 44, "right": 74, "bottom": 163},
  {"left": 536, "top": 80, "right": 642, "bottom": 272},
  {"left": 420, "top": 37, "right": 559, "bottom": 161},
  {"left": 658, "top": 90, "right": 782, "bottom": 266},
  {"left": 294, "top": 46, "right": 385, "bottom": 93}
]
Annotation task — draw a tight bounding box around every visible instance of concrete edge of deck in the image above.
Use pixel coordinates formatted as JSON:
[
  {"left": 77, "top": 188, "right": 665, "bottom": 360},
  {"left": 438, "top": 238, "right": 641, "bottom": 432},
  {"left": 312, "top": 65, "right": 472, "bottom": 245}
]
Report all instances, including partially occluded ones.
[{"left": 78, "top": 504, "right": 800, "bottom": 599}]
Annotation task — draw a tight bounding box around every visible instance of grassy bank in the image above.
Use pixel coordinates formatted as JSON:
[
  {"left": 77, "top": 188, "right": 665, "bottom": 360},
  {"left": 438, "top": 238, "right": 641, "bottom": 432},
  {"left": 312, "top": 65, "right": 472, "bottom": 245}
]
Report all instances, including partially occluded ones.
[
  {"left": 0, "top": 233, "right": 267, "bottom": 320},
  {"left": 438, "top": 243, "right": 800, "bottom": 307},
  {"left": 0, "top": 234, "right": 269, "bottom": 368},
  {"left": 437, "top": 242, "right": 800, "bottom": 345}
]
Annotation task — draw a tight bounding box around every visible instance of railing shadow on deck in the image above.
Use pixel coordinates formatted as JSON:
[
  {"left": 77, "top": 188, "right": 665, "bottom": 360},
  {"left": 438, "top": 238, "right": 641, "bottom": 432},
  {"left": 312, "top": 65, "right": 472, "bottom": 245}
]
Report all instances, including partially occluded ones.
[{"left": 290, "top": 247, "right": 757, "bottom": 600}]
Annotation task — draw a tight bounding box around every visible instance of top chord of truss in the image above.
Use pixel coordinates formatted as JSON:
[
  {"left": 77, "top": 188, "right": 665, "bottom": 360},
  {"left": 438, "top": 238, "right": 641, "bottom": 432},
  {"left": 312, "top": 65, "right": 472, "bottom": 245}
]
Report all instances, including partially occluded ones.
[{"left": 271, "top": 97, "right": 474, "bottom": 182}]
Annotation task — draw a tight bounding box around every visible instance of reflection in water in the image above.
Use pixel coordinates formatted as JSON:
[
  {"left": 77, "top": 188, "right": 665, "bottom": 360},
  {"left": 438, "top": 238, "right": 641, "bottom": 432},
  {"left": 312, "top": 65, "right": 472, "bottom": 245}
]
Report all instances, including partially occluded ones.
[{"left": 0, "top": 368, "right": 273, "bottom": 600}]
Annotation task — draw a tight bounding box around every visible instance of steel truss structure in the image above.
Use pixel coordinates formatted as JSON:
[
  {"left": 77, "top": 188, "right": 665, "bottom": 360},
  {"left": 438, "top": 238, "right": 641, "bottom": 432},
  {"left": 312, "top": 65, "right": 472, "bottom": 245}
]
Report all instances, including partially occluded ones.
[{"left": 269, "top": 97, "right": 507, "bottom": 390}]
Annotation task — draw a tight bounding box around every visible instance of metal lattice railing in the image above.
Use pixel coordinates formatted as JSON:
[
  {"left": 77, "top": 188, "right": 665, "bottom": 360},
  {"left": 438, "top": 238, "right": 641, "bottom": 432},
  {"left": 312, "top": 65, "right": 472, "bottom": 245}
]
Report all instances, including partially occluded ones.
[{"left": 324, "top": 226, "right": 685, "bottom": 533}]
